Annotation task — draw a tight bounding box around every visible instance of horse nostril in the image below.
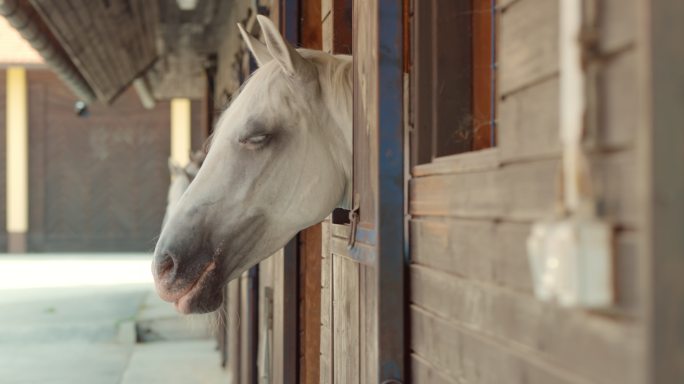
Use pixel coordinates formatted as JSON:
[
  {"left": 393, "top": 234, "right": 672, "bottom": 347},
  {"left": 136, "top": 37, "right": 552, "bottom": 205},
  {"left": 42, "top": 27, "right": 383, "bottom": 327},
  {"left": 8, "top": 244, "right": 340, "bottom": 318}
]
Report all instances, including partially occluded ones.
[{"left": 156, "top": 251, "right": 177, "bottom": 281}]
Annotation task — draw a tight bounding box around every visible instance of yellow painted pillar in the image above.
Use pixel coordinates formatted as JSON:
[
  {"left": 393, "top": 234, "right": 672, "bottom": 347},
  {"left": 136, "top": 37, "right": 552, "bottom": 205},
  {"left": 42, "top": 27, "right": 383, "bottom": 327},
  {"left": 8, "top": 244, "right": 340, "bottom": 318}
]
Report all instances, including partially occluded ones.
[
  {"left": 6, "top": 67, "right": 28, "bottom": 253},
  {"left": 170, "top": 98, "right": 191, "bottom": 167}
]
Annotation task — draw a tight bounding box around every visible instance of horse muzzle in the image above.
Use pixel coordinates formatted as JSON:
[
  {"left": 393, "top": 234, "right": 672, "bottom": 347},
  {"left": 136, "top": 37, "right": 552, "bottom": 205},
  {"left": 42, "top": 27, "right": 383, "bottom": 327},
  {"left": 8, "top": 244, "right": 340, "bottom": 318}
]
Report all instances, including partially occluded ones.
[{"left": 152, "top": 247, "right": 224, "bottom": 314}]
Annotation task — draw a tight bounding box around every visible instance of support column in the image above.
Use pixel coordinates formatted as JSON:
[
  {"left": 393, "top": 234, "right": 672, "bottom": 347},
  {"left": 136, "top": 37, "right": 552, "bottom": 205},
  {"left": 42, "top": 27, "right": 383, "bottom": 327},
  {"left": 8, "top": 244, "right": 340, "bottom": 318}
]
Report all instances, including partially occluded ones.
[
  {"left": 6, "top": 67, "right": 28, "bottom": 253},
  {"left": 170, "top": 98, "right": 191, "bottom": 166}
]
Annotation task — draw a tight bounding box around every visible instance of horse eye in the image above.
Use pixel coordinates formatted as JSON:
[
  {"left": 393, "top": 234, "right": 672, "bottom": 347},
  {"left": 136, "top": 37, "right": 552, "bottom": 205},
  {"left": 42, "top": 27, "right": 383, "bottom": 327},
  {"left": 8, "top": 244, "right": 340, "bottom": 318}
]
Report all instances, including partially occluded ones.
[{"left": 240, "top": 134, "right": 269, "bottom": 147}]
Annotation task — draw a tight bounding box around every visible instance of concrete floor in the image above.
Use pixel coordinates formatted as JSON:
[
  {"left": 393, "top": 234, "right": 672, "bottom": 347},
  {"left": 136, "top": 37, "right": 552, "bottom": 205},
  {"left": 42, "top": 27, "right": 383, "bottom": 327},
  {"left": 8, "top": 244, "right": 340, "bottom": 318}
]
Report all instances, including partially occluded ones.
[{"left": 0, "top": 254, "right": 227, "bottom": 384}]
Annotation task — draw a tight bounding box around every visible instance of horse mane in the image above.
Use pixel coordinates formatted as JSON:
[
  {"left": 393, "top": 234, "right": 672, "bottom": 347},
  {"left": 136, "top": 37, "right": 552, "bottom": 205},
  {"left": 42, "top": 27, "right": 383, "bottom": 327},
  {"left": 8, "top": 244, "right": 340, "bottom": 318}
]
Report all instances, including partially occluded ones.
[{"left": 303, "top": 49, "right": 353, "bottom": 122}]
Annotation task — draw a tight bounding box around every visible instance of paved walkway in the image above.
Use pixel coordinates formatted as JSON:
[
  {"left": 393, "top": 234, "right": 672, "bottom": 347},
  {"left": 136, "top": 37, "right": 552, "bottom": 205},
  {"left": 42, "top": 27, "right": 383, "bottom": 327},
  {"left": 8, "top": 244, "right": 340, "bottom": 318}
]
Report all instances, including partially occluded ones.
[{"left": 0, "top": 254, "right": 227, "bottom": 384}]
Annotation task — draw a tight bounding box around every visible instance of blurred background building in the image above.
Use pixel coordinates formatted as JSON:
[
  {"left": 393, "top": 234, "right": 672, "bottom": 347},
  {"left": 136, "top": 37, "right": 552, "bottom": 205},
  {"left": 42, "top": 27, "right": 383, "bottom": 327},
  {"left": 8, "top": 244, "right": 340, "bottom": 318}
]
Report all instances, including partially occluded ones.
[{"left": 0, "top": 11, "right": 207, "bottom": 253}]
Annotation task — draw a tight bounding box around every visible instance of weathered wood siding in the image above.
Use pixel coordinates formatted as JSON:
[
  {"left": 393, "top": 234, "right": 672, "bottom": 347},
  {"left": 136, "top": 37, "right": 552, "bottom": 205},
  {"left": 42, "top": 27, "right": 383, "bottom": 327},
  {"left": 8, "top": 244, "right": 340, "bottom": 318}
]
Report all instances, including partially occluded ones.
[{"left": 409, "top": 0, "right": 645, "bottom": 383}]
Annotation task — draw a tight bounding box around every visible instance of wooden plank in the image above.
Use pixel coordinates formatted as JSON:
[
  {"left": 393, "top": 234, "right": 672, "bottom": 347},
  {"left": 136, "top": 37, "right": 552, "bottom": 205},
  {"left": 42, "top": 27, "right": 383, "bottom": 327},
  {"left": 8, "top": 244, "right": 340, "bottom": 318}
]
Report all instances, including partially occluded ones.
[
  {"left": 411, "top": 306, "right": 583, "bottom": 384},
  {"left": 412, "top": 148, "right": 499, "bottom": 177},
  {"left": 410, "top": 153, "right": 638, "bottom": 226},
  {"left": 332, "top": 0, "right": 353, "bottom": 54},
  {"left": 257, "top": 257, "right": 274, "bottom": 383},
  {"left": 321, "top": 0, "right": 332, "bottom": 21},
  {"left": 410, "top": 266, "right": 643, "bottom": 384},
  {"left": 331, "top": 236, "right": 376, "bottom": 265},
  {"left": 31, "top": 0, "right": 158, "bottom": 102},
  {"left": 352, "top": 0, "right": 378, "bottom": 230},
  {"left": 599, "top": 49, "right": 638, "bottom": 149},
  {"left": 498, "top": 78, "right": 561, "bottom": 162},
  {"left": 34, "top": 1, "right": 109, "bottom": 93},
  {"left": 217, "top": 288, "right": 227, "bottom": 367},
  {"left": 498, "top": 49, "right": 637, "bottom": 162},
  {"left": 301, "top": 0, "right": 322, "bottom": 50},
  {"left": 282, "top": 239, "right": 298, "bottom": 384},
  {"left": 272, "top": 250, "right": 285, "bottom": 384},
  {"left": 332, "top": 255, "right": 360, "bottom": 383},
  {"left": 410, "top": 160, "right": 543, "bottom": 220},
  {"left": 298, "top": 1, "right": 323, "bottom": 384},
  {"left": 299, "top": 225, "right": 322, "bottom": 384},
  {"left": 411, "top": 218, "right": 641, "bottom": 313},
  {"left": 359, "top": 263, "right": 367, "bottom": 383},
  {"left": 319, "top": 218, "right": 333, "bottom": 384},
  {"left": 411, "top": 219, "right": 533, "bottom": 294},
  {"left": 321, "top": 16, "right": 333, "bottom": 54},
  {"left": 501, "top": 0, "right": 632, "bottom": 56},
  {"left": 601, "top": 0, "right": 637, "bottom": 52},
  {"left": 499, "top": 0, "right": 559, "bottom": 95},
  {"left": 240, "top": 270, "right": 257, "bottom": 384},
  {"left": 361, "top": 265, "right": 378, "bottom": 384},
  {"left": 265, "top": 243, "right": 297, "bottom": 384},
  {"left": 331, "top": 223, "right": 351, "bottom": 239},
  {"left": 227, "top": 279, "right": 241, "bottom": 383}
]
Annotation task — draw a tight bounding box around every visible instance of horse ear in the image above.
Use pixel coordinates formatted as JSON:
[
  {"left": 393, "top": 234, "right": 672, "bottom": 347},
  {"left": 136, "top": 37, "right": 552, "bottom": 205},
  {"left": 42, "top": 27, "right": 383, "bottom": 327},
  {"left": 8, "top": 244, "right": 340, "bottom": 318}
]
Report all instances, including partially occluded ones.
[
  {"left": 256, "top": 15, "right": 315, "bottom": 79},
  {"left": 168, "top": 158, "right": 183, "bottom": 176},
  {"left": 237, "top": 23, "right": 272, "bottom": 67}
]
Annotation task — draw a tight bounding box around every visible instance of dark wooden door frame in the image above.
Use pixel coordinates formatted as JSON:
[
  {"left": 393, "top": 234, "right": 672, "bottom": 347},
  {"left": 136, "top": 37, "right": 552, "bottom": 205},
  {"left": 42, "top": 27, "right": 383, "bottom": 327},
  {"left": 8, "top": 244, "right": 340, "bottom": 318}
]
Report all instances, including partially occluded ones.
[
  {"left": 297, "top": 2, "right": 323, "bottom": 383},
  {"left": 352, "top": 0, "right": 406, "bottom": 381},
  {"left": 373, "top": 1, "right": 406, "bottom": 381},
  {"left": 280, "top": 2, "right": 300, "bottom": 384}
]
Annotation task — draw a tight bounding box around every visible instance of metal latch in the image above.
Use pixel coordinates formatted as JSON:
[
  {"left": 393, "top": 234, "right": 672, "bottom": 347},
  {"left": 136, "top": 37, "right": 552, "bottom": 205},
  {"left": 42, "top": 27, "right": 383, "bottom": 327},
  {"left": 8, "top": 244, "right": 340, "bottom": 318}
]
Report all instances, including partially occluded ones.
[{"left": 347, "top": 197, "right": 360, "bottom": 249}]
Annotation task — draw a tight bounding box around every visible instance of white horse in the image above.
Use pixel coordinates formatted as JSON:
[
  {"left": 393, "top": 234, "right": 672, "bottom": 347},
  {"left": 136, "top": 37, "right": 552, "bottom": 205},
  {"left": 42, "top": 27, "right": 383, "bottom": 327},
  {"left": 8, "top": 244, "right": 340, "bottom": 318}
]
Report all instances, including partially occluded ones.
[
  {"left": 162, "top": 151, "right": 207, "bottom": 229},
  {"left": 153, "top": 15, "right": 353, "bottom": 314}
]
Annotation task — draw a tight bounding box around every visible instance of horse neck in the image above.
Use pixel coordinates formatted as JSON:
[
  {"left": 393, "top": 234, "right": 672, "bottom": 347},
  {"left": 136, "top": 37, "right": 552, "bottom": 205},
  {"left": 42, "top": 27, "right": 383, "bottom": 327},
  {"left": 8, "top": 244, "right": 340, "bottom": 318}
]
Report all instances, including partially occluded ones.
[{"left": 318, "top": 55, "right": 353, "bottom": 209}]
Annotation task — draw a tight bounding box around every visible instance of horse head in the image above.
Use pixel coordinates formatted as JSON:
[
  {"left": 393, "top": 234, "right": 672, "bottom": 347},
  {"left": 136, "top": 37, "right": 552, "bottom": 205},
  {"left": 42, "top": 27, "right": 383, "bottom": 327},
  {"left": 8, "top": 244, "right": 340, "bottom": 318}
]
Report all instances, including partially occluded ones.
[{"left": 153, "top": 15, "right": 352, "bottom": 313}]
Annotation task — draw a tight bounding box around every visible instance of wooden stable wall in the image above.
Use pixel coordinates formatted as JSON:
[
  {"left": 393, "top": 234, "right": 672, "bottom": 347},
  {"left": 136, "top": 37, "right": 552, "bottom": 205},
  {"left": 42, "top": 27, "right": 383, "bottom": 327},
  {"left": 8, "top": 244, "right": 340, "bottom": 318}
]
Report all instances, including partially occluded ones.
[{"left": 408, "top": 0, "right": 645, "bottom": 383}]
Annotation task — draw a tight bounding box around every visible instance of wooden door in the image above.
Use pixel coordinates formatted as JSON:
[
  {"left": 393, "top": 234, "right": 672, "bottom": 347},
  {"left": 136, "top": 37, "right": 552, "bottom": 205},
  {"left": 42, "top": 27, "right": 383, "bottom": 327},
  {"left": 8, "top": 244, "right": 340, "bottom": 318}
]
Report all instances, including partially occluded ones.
[{"left": 324, "top": 0, "right": 406, "bottom": 383}]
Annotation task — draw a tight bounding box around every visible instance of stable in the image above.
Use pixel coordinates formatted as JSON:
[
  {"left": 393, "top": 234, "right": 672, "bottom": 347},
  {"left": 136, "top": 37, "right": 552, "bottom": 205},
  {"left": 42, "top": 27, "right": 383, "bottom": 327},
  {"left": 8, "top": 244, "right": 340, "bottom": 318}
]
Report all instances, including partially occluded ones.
[{"left": 2, "top": 1, "right": 682, "bottom": 384}]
